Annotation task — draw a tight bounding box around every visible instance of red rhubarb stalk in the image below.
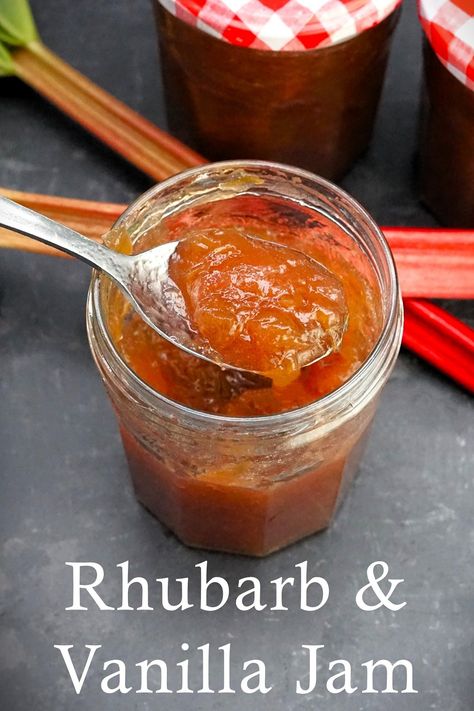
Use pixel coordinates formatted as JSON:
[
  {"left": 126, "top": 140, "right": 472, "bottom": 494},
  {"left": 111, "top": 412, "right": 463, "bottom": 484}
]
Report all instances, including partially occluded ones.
[
  {"left": 403, "top": 299, "right": 474, "bottom": 393},
  {"left": 384, "top": 227, "right": 474, "bottom": 299}
]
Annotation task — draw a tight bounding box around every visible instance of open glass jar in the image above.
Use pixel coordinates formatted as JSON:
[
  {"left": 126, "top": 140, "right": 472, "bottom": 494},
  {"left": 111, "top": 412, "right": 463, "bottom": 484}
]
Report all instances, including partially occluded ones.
[
  {"left": 153, "top": 0, "right": 401, "bottom": 180},
  {"left": 87, "top": 161, "right": 402, "bottom": 556}
]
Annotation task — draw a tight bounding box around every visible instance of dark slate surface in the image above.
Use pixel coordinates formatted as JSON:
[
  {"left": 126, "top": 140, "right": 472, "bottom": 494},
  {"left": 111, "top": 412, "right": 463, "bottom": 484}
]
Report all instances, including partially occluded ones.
[{"left": 0, "top": 1, "right": 473, "bottom": 709}]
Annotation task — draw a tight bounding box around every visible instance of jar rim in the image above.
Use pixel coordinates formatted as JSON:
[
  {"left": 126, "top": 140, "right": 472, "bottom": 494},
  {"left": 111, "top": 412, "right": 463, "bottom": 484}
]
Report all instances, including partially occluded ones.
[{"left": 87, "top": 160, "right": 402, "bottom": 427}]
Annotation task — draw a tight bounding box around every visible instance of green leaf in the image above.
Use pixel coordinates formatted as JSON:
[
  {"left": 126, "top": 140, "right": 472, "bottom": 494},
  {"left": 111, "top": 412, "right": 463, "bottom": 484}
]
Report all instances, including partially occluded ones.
[
  {"left": 0, "top": 40, "right": 15, "bottom": 76},
  {"left": 0, "top": 0, "right": 38, "bottom": 47}
]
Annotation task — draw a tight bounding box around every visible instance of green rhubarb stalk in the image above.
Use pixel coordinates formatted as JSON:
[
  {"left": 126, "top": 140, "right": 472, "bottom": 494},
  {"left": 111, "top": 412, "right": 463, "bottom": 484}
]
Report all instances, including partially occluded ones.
[
  {"left": 0, "top": 40, "right": 14, "bottom": 76},
  {"left": 0, "top": 0, "right": 37, "bottom": 46}
]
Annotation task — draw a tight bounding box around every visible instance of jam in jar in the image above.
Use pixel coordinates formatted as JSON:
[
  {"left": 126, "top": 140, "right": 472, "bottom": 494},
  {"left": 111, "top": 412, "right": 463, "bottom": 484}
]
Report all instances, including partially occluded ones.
[{"left": 87, "top": 161, "right": 402, "bottom": 556}]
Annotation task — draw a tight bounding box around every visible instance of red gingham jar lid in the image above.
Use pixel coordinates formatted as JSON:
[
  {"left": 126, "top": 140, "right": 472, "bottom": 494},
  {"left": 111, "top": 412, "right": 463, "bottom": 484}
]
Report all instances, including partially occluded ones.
[
  {"left": 158, "top": 0, "right": 402, "bottom": 51},
  {"left": 419, "top": 0, "right": 474, "bottom": 89}
]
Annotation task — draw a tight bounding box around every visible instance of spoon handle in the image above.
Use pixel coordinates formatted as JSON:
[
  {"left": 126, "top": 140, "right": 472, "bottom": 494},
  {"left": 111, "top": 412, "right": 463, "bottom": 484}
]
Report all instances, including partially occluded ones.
[{"left": 0, "top": 195, "right": 128, "bottom": 281}]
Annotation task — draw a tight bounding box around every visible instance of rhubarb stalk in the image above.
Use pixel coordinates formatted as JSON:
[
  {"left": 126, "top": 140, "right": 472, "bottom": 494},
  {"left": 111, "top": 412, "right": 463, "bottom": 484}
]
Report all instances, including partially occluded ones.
[
  {"left": 0, "top": 188, "right": 124, "bottom": 256},
  {"left": 384, "top": 227, "right": 474, "bottom": 299},
  {"left": 403, "top": 300, "right": 474, "bottom": 393},
  {"left": 0, "top": 0, "right": 204, "bottom": 181}
]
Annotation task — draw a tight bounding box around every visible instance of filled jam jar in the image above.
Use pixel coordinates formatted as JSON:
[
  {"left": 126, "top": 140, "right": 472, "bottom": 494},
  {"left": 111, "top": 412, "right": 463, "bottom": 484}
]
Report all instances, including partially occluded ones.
[
  {"left": 87, "top": 161, "right": 402, "bottom": 556},
  {"left": 418, "top": 0, "right": 474, "bottom": 227},
  {"left": 153, "top": 0, "right": 402, "bottom": 180}
]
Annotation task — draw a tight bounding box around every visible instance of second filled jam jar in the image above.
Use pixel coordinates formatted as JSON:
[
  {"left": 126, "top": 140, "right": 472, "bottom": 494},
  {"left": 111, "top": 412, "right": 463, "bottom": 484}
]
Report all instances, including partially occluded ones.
[
  {"left": 87, "top": 161, "right": 402, "bottom": 556},
  {"left": 153, "top": 0, "right": 402, "bottom": 179},
  {"left": 418, "top": 0, "right": 474, "bottom": 227}
]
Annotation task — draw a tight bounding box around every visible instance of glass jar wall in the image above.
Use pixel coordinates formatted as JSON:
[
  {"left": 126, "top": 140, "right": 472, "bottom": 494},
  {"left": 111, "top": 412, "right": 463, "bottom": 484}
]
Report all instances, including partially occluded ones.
[{"left": 87, "top": 162, "right": 402, "bottom": 556}]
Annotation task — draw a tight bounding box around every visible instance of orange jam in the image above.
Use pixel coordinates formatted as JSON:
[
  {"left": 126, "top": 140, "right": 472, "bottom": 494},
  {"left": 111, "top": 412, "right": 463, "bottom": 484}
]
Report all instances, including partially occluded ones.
[
  {"left": 107, "top": 197, "right": 381, "bottom": 417},
  {"left": 168, "top": 227, "right": 348, "bottom": 385}
]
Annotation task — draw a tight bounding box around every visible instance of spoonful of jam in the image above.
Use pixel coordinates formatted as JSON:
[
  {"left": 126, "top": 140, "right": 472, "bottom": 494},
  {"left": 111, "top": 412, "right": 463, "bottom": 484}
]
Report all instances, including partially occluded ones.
[
  {"left": 0, "top": 196, "right": 348, "bottom": 381},
  {"left": 168, "top": 228, "right": 348, "bottom": 385}
]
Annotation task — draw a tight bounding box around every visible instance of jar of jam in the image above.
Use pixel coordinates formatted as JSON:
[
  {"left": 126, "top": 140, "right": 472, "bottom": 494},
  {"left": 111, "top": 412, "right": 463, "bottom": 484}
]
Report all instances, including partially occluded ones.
[
  {"left": 87, "top": 161, "right": 402, "bottom": 556},
  {"left": 153, "top": 0, "right": 402, "bottom": 180},
  {"left": 418, "top": 0, "right": 474, "bottom": 227}
]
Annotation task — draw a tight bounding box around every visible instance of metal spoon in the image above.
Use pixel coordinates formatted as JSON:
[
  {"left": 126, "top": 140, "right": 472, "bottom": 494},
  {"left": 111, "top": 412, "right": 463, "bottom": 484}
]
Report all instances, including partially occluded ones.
[{"left": 0, "top": 195, "right": 344, "bottom": 378}]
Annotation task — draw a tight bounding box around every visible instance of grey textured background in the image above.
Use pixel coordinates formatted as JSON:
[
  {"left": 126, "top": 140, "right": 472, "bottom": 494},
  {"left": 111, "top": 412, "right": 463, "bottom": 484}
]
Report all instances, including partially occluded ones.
[{"left": 0, "top": 0, "right": 473, "bottom": 709}]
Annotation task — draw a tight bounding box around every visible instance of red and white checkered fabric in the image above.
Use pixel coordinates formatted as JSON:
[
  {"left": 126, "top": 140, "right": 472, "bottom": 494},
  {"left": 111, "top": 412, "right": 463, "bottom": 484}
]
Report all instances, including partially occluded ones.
[
  {"left": 419, "top": 0, "right": 474, "bottom": 89},
  {"left": 159, "top": 0, "right": 402, "bottom": 51}
]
